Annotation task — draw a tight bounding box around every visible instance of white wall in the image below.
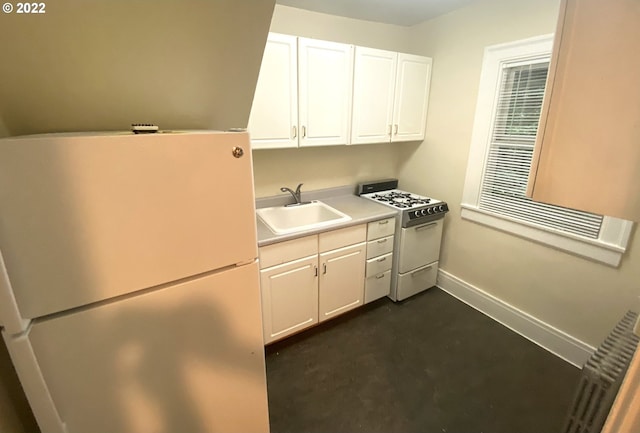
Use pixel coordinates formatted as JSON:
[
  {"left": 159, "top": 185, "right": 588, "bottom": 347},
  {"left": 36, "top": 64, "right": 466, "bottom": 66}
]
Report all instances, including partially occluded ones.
[
  {"left": 398, "top": 0, "right": 640, "bottom": 346},
  {"left": 252, "top": 5, "right": 412, "bottom": 198}
]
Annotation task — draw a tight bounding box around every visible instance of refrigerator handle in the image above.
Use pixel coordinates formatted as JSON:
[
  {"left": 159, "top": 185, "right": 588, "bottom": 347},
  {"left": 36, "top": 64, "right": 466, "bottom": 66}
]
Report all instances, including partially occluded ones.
[
  {"left": 3, "top": 331, "right": 69, "bottom": 433},
  {"left": 0, "top": 250, "right": 30, "bottom": 335}
]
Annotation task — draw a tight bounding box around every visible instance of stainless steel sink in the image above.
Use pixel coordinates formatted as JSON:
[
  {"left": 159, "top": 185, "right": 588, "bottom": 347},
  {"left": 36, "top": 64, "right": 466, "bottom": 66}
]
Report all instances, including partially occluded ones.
[{"left": 256, "top": 201, "right": 351, "bottom": 235}]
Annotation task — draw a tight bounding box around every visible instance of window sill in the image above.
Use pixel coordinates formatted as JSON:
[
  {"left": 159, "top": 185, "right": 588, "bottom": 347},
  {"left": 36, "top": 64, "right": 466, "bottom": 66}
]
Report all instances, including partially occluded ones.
[{"left": 461, "top": 204, "right": 631, "bottom": 267}]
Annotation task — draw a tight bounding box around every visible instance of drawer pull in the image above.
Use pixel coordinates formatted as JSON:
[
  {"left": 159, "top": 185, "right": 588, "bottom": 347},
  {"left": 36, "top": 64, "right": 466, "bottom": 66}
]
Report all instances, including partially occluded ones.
[
  {"left": 375, "top": 273, "right": 385, "bottom": 279},
  {"left": 415, "top": 222, "right": 437, "bottom": 231},
  {"left": 376, "top": 257, "right": 387, "bottom": 263},
  {"left": 411, "top": 265, "right": 433, "bottom": 277},
  {"left": 378, "top": 220, "right": 389, "bottom": 225},
  {"left": 377, "top": 238, "right": 388, "bottom": 244}
]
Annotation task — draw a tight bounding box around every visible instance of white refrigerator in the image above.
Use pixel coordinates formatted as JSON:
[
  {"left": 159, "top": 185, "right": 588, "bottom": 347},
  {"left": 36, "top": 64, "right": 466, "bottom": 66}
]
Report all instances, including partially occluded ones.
[{"left": 0, "top": 131, "right": 270, "bottom": 433}]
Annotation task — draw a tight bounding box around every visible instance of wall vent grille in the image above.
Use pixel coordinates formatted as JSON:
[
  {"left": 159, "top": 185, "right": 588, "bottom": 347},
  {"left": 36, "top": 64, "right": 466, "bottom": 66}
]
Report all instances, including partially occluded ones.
[{"left": 563, "top": 310, "right": 639, "bottom": 433}]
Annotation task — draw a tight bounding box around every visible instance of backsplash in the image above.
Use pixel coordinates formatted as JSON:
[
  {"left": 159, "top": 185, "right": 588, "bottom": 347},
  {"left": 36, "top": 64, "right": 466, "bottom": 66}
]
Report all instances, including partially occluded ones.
[{"left": 252, "top": 142, "right": 403, "bottom": 197}]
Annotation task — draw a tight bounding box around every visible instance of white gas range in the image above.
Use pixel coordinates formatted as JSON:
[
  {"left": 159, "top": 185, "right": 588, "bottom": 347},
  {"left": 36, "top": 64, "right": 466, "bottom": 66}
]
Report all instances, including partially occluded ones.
[{"left": 358, "top": 179, "right": 448, "bottom": 301}]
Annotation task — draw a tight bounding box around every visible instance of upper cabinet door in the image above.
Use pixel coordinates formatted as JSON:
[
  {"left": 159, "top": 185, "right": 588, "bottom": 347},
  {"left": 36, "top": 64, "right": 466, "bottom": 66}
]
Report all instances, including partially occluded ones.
[
  {"left": 351, "top": 47, "right": 397, "bottom": 145},
  {"left": 248, "top": 33, "right": 298, "bottom": 149},
  {"left": 298, "top": 38, "right": 354, "bottom": 147},
  {"left": 527, "top": 0, "right": 640, "bottom": 221},
  {"left": 392, "top": 54, "right": 432, "bottom": 142}
]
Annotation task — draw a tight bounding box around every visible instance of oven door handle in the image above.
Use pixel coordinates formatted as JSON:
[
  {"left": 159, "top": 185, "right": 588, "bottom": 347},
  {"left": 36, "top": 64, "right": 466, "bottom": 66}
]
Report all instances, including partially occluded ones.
[
  {"left": 414, "top": 222, "right": 437, "bottom": 231},
  {"left": 411, "top": 265, "right": 434, "bottom": 277}
]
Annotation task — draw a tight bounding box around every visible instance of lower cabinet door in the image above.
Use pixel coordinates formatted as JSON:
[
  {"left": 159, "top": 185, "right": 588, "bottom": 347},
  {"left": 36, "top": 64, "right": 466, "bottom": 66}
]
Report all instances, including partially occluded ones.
[
  {"left": 319, "top": 242, "right": 366, "bottom": 322},
  {"left": 260, "top": 255, "right": 319, "bottom": 344}
]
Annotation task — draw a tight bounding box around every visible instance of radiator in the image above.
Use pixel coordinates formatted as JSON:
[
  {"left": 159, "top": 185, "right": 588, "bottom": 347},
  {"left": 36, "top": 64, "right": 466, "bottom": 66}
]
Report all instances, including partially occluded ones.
[{"left": 563, "top": 310, "right": 640, "bottom": 433}]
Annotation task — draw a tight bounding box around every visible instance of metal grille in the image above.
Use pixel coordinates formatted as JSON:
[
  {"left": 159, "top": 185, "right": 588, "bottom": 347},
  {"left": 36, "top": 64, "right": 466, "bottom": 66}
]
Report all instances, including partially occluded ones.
[{"left": 563, "top": 311, "right": 639, "bottom": 433}]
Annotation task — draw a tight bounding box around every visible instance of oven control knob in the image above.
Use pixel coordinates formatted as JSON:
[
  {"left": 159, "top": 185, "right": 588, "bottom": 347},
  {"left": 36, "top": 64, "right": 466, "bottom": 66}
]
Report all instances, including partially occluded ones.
[
  {"left": 421, "top": 209, "right": 428, "bottom": 216},
  {"left": 438, "top": 205, "right": 445, "bottom": 212},
  {"left": 427, "top": 207, "right": 433, "bottom": 214},
  {"left": 414, "top": 210, "right": 421, "bottom": 218}
]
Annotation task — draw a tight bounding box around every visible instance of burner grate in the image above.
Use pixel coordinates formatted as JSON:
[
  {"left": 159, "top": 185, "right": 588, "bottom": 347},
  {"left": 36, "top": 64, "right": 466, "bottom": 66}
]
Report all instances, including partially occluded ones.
[{"left": 372, "top": 192, "right": 431, "bottom": 209}]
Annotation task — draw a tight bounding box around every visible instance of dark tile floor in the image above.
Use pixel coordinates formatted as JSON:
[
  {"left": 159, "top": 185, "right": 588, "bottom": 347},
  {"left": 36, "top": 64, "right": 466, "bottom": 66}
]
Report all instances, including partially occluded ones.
[{"left": 265, "top": 288, "right": 581, "bottom": 433}]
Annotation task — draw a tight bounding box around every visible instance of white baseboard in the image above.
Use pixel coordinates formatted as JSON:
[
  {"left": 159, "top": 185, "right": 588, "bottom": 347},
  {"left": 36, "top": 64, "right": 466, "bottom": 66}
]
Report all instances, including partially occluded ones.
[{"left": 437, "top": 269, "right": 595, "bottom": 368}]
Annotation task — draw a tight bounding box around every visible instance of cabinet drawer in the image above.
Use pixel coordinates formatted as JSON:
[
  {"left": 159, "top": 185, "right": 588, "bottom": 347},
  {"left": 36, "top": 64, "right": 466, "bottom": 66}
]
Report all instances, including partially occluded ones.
[
  {"left": 365, "top": 252, "right": 392, "bottom": 276},
  {"left": 367, "top": 218, "right": 395, "bottom": 240},
  {"left": 259, "top": 235, "right": 318, "bottom": 269},
  {"left": 319, "top": 224, "right": 366, "bottom": 253},
  {"left": 366, "top": 235, "right": 394, "bottom": 259},
  {"left": 364, "top": 270, "right": 391, "bottom": 304}
]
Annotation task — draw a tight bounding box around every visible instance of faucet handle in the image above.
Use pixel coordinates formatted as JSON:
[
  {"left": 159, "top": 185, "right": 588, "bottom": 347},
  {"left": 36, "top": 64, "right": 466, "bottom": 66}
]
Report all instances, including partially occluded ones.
[{"left": 295, "top": 183, "right": 303, "bottom": 194}]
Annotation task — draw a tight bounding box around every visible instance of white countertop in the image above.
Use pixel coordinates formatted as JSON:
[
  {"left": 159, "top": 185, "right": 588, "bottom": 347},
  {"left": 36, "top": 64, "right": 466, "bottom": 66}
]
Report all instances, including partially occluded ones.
[{"left": 256, "top": 187, "right": 397, "bottom": 247}]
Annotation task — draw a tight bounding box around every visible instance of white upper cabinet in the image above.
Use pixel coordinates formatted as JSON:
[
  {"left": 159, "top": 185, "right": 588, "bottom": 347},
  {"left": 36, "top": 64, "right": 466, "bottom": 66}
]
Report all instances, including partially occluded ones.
[
  {"left": 298, "top": 38, "right": 354, "bottom": 147},
  {"left": 248, "top": 34, "right": 353, "bottom": 149},
  {"left": 351, "top": 49, "right": 432, "bottom": 145},
  {"left": 248, "top": 33, "right": 298, "bottom": 149},
  {"left": 249, "top": 33, "right": 431, "bottom": 149},
  {"left": 392, "top": 53, "right": 432, "bottom": 142},
  {"left": 351, "top": 47, "right": 397, "bottom": 145}
]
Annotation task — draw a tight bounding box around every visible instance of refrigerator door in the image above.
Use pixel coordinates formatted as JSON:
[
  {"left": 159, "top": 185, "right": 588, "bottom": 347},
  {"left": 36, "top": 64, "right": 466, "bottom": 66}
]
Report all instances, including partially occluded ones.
[
  {"left": 0, "top": 131, "right": 258, "bottom": 320},
  {"left": 22, "top": 261, "right": 269, "bottom": 433}
]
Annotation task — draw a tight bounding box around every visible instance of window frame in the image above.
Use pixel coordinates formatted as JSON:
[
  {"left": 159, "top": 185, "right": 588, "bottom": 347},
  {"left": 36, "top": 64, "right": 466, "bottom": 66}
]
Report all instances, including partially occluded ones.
[{"left": 461, "top": 34, "right": 633, "bottom": 267}]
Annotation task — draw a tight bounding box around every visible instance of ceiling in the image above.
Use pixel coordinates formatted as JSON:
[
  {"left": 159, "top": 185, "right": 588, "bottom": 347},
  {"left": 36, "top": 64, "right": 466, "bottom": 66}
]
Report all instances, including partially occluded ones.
[{"left": 276, "top": 0, "right": 480, "bottom": 26}]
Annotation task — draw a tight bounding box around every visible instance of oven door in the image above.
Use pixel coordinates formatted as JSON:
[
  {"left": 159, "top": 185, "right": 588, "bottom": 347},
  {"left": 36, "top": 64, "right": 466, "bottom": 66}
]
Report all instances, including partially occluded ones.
[{"left": 398, "top": 219, "right": 443, "bottom": 273}]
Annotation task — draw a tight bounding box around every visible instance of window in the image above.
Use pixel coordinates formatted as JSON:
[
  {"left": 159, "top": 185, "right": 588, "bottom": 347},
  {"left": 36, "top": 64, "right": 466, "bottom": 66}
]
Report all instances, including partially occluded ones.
[{"left": 461, "top": 35, "right": 632, "bottom": 267}]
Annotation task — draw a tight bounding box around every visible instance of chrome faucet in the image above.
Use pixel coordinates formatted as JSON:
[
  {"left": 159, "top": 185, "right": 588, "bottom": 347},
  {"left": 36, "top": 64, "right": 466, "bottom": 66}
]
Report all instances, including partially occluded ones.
[{"left": 281, "top": 183, "right": 308, "bottom": 206}]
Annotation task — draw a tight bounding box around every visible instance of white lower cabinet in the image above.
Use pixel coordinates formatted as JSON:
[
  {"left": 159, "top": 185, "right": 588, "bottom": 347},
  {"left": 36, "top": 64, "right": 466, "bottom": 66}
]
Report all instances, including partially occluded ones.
[
  {"left": 364, "top": 270, "right": 391, "bottom": 304},
  {"left": 318, "top": 242, "right": 366, "bottom": 322},
  {"left": 258, "top": 224, "right": 366, "bottom": 343},
  {"left": 260, "top": 255, "right": 319, "bottom": 344},
  {"left": 364, "top": 218, "right": 396, "bottom": 304},
  {"left": 258, "top": 219, "right": 400, "bottom": 342}
]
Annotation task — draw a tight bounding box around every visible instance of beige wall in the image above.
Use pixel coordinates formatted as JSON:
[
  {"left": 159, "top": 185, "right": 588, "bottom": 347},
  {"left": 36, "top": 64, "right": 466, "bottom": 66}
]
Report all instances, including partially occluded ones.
[
  {"left": 269, "top": 4, "right": 411, "bottom": 50},
  {"left": 398, "top": 0, "right": 640, "bottom": 346},
  {"left": 252, "top": 5, "right": 412, "bottom": 198}
]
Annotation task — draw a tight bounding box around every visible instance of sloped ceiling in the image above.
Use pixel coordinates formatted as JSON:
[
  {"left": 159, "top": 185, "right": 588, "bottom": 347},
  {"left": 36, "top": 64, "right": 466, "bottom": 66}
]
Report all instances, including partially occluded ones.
[{"left": 0, "top": 0, "right": 275, "bottom": 137}]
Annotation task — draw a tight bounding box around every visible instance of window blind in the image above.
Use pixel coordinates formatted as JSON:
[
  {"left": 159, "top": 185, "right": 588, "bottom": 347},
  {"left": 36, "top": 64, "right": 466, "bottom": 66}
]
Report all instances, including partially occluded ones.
[{"left": 478, "top": 60, "right": 603, "bottom": 239}]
